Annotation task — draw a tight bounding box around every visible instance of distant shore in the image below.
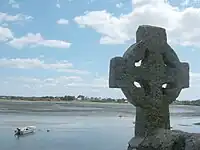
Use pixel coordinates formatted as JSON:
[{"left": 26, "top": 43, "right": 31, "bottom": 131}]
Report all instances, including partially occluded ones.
[
  {"left": 0, "top": 95, "right": 128, "bottom": 104},
  {"left": 1, "top": 96, "right": 200, "bottom": 106},
  {"left": 0, "top": 99, "right": 129, "bottom": 105}
]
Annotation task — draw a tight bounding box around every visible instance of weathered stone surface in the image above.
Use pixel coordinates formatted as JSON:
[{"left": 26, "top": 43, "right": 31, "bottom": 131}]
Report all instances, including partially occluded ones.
[
  {"left": 109, "top": 25, "right": 189, "bottom": 135},
  {"left": 136, "top": 129, "right": 200, "bottom": 150},
  {"left": 184, "top": 133, "right": 200, "bottom": 150},
  {"left": 136, "top": 25, "right": 167, "bottom": 43},
  {"left": 108, "top": 25, "right": 190, "bottom": 150},
  {"left": 128, "top": 137, "right": 145, "bottom": 149}
]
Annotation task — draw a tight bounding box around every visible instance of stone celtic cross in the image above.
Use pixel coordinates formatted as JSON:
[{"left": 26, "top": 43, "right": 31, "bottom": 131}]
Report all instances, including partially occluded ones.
[{"left": 109, "top": 25, "right": 189, "bottom": 148}]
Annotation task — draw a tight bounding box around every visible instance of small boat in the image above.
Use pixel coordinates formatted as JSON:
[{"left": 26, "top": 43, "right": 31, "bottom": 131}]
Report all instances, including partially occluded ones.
[{"left": 14, "top": 126, "right": 36, "bottom": 136}]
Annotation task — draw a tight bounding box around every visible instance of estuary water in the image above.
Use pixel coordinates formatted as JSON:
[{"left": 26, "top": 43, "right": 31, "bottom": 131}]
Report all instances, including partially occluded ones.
[{"left": 0, "top": 102, "right": 200, "bottom": 150}]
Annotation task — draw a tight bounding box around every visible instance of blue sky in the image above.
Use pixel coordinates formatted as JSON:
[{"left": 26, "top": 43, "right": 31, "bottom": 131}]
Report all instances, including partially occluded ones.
[{"left": 0, "top": 0, "right": 200, "bottom": 100}]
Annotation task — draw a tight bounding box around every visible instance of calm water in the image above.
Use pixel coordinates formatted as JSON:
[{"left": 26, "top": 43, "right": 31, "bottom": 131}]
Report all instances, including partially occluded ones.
[{"left": 1, "top": 106, "right": 200, "bottom": 150}]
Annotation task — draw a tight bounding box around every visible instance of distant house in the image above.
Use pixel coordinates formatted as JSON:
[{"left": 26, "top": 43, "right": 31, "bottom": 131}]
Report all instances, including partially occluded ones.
[
  {"left": 77, "top": 95, "right": 85, "bottom": 100},
  {"left": 77, "top": 97, "right": 82, "bottom": 100}
]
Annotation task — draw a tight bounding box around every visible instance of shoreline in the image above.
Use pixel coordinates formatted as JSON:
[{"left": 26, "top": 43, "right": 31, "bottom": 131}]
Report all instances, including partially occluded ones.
[
  {"left": 0, "top": 99, "right": 133, "bottom": 116},
  {"left": 0, "top": 100, "right": 200, "bottom": 117},
  {"left": 0, "top": 99, "right": 195, "bottom": 106},
  {"left": 0, "top": 99, "right": 129, "bottom": 104}
]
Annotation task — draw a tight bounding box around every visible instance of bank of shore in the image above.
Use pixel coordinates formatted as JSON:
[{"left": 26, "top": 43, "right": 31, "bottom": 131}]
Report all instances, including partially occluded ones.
[{"left": 0, "top": 99, "right": 200, "bottom": 117}]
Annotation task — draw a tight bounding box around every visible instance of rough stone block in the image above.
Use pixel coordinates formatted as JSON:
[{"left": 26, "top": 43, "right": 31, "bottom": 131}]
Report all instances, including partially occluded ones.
[
  {"left": 108, "top": 25, "right": 190, "bottom": 150},
  {"left": 109, "top": 57, "right": 128, "bottom": 88}
]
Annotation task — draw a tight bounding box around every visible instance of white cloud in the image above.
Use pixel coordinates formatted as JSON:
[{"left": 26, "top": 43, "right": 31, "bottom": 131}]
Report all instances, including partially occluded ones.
[
  {"left": 74, "top": 0, "right": 200, "bottom": 47},
  {"left": 57, "top": 19, "right": 69, "bottom": 25},
  {"left": 116, "top": 2, "right": 123, "bottom": 8},
  {"left": 92, "top": 77, "right": 108, "bottom": 88},
  {"left": 39, "top": 55, "right": 44, "bottom": 58},
  {"left": 0, "top": 58, "right": 72, "bottom": 69},
  {"left": 0, "top": 13, "right": 70, "bottom": 49},
  {"left": 0, "top": 12, "right": 33, "bottom": 23},
  {"left": 9, "top": 76, "right": 83, "bottom": 84},
  {"left": 67, "top": 76, "right": 108, "bottom": 88},
  {"left": 100, "top": 36, "right": 126, "bottom": 44},
  {"left": 181, "top": 0, "right": 200, "bottom": 7},
  {"left": 9, "top": 0, "right": 20, "bottom": 8},
  {"left": 74, "top": 10, "right": 130, "bottom": 44},
  {"left": 0, "top": 12, "right": 33, "bottom": 43},
  {"left": 0, "top": 75, "right": 122, "bottom": 98},
  {"left": 0, "top": 75, "right": 84, "bottom": 96},
  {"left": 0, "top": 71, "right": 200, "bottom": 99},
  {"left": 56, "top": 3, "right": 61, "bottom": 8},
  {"left": 88, "top": 0, "right": 96, "bottom": 4},
  {"left": 1, "top": 23, "right": 8, "bottom": 27},
  {"left": 178, "top": 72, "right": 200, "bottom": 100},
  {"left": 57, "top": 69, "right": 90, "bottom": 74},
  {"left": 8, "top": 33, "right": 71, "bottom": 49},
  {"left": 0, "top": 26, "right": 13, "bottom": 41},
  {"left": 0, "top": 58, "right": 90, "bottom": 74},
  {"left": 64, "top": 71, "right": 200, "bottom": 99},
  {"left": 189, "top": 72, "right": 200, "bottom": 87},
  {"left": 56, "top": 0, "right": 61, "bottom": 8},
  {"left": 181, "top": 0, "right": 190, "bottom": 7},
  {"left": 190, "top": 72, "right": 200, "bottom": 78}
]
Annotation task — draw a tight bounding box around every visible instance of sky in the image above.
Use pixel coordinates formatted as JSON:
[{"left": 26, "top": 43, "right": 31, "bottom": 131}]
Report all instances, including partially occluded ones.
[{"left": 0, "top": 0, "right": 200, "bottom": 100}]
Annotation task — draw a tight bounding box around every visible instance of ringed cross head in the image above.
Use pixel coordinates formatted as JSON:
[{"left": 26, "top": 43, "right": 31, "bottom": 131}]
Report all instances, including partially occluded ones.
[{"left": 109, "top": 25, "right": 189, "bottom": 108}]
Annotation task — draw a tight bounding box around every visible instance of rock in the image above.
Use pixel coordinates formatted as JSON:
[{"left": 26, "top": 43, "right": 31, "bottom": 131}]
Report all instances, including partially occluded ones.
[
  {"left": 184, "top": 133, "right": 200, "bottom": 150},
  {"left": 129, "top": 137, "right": 144, "bottom": 149},
  {"left": 136, "top": 129, "right": 200, "bottom": 150},
  {"left": 137, "top": 129, "right": 185, "bottom": 150},
  {"left": 178, "top": 124, "right": 191, "bottom": 126},
  {"left": 118, "top": 114, "right": 123, "bottom": 118},
  {"left": 193, "top": 122, "right": 200, "bottom": 125}
]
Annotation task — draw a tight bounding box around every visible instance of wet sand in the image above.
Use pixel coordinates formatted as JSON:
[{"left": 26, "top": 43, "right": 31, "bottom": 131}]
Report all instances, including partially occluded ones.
[{"left": 0, "top": 100, "right": 200, "bottom": 117}]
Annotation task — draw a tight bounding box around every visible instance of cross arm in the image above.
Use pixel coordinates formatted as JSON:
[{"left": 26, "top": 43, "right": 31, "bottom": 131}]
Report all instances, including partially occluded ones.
[
  {"left": 109, "top": 57, "right": 128, "bottom": 88},
  {"left": 164, "top": 62, "right": 189, "bottom": 89},
  {"left": 109, "top": 57, "right": 148, "bottom": 88}
]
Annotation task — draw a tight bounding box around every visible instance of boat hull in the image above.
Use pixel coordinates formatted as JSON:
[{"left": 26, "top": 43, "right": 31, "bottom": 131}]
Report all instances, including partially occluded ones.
[{"left": 14, "top": 126, "right": 36, "bottom": 136}]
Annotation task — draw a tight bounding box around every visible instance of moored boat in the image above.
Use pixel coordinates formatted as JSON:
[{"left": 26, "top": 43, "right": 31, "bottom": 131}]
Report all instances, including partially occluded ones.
[{"left": 14, "top": 126, "right": 36, "bottom": 136}]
